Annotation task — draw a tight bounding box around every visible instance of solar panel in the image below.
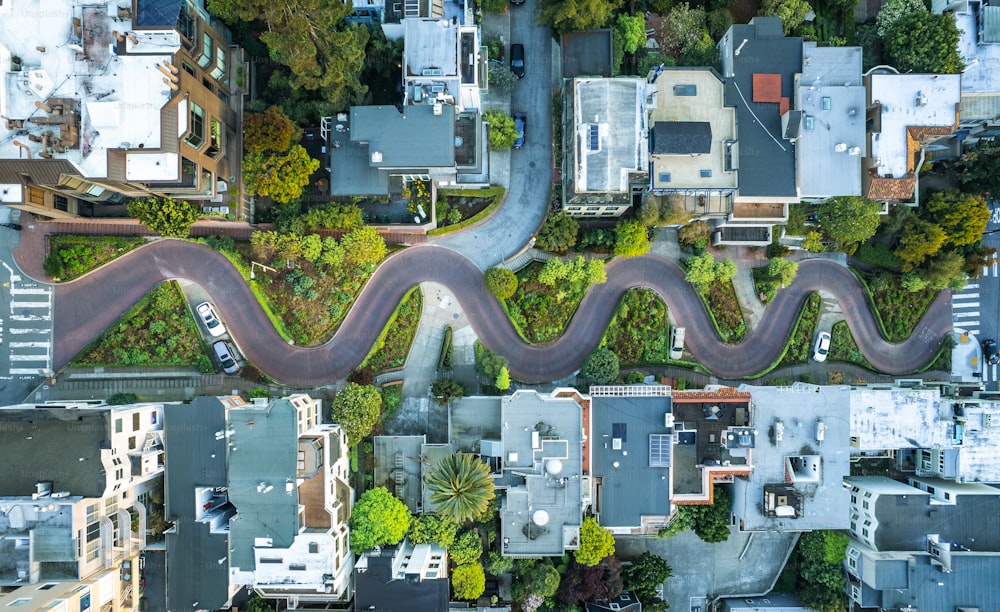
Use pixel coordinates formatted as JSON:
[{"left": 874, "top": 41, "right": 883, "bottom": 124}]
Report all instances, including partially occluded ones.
[
  {"left": 589, "top": 125, "right": 599, "bottom": 150},
  {"left": 649, "top": 434, "right": 672, "bottom": 467},
  {"left": 612, "top": 423, "right": 627, "bottom": 442}
]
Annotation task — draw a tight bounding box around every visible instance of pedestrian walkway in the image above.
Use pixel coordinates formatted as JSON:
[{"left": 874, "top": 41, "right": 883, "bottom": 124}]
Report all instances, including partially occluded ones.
[{"left": 1, "top": 261, "right": 53, "bottom": 379}]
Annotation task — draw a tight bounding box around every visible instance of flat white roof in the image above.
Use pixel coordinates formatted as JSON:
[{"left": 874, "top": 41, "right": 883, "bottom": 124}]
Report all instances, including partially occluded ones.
[
  {"left": 849, "top": 388, "right": 952, "bottom": 450},
  {"left": 0, "top": 0, "right": 178, "bottom": 178},
  {"left": 869, "top": 74, "right": 960, "bottom": 179},
  {"left": 954, "top": 8, "right": 1000, "bottom": 93},
  {"left": 574, "top": 77, "right": 649, "bottom": 193},
  {"left": 126, "top": 152, "right": 179, "bottom": 181}
]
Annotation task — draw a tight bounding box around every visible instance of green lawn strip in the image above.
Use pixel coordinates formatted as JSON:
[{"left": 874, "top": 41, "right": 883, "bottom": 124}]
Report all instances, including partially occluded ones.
[
  {"left": 828, "top": 320, "right": 877, "bottom": 371},
  {"left": 699, "top": 279, "right": 746, "bottom": 344},
  {"left": 49, "top": 235, "right": 145, "bottom": 280},
  {"left": 381, "top": 382, "right": 403, "bottom": 418},
  {"left": 751, "top": 266, "right": 777, "bottom": 304},
  {"left": 851, "top": 269, "right": 938, "bottom": 342},
  {"left": 361, "top": 287, "right": 423, "bottom": 372},
  {"left": 745, "top": 292, "right": 821, "bottom": 379},
  {"left": 427, "top": 186, "right": 506, "bottom": 236},
  {"left": 72, "top": 280, "right": 210, "bottom": 369},
  {"left": 438, "top": 325, "right": 454, "bottom": 369},
  {"left": 502, "top": 262, "right": 588, "bottom": 344},
  {"left": 602, "top": 288, "right": 670, "bottom": 366}
]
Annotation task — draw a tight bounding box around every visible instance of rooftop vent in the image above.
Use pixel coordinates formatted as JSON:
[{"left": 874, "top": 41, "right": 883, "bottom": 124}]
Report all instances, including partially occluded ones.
[
  {"left": 371, "top": 151, "right": 383, "bottom": 163},
  {"left": 916, "top": 91, "right": 927, "bottom": 107},
  {"left": 848, "top": 146, "right": 861, "bottom": 156},
  {"left": 835, "top": 143, "right": 848, "bottom": 153}
]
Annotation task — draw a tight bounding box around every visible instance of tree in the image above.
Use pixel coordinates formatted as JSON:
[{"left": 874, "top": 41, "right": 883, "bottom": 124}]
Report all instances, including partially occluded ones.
[
  {"left": 767, "top": 257, "right": 799, "bottom": 286},
  {"left": 449, "top": 529, "right": 483, "bottom": 565},
  {"left": 684, "top": 252, "right": 735, "bottom": 292},
  {"left": 875, "top": 0, "right": 926, "bottom": 36},
  {"left": 575, "top": 517, "right": 616, "bottom": 566},
  {"left": 425, "top": 453, "right": 496, "bottom": 524},
  {"left": 946, "top": 141, "right": 1000, "bottom": 196},
  {"left": 614, "top": 220, "right": 651, "bottom": 257},
  {"left": 484, "top": 111, "right": 519, "bottom": 149},
  {"left": 660, "top": 3, "right": 709, "bottom": 57},
  {"left": 496, "top": 366, "right": 511, "bottom": 392},
  {"left": 920, "top": 250, "right": 967, "bottom": 290},
  {"left": 243, "top": 106, "right": 301, "bottom": 154},
  {"left": 127, "top": 197, "right": 200, "bottom": 238},
  {"left": 408, "top": 514, "right": 459, "bottom": 548},
  {"left": 799, "top": 530, "right": 849, "bottom": 565},
  {"left": 302, "top": 203, "right": 364, "bottom": 230},
  {"left": 243, "top": 145, "right": 320, "bottom": 204},
  {"left": 883, "top": 11, "right": 962, "bottom": 74},
  {"left": 475, "top": 341, "right": 509, "bottom": 379},
  {"left": 817, "top": 196, "right": 882, "bottom": 253},
  {"left": 431, "top": 378, "right": 467, "bottom": 407},
  {"left": 557, "top": 556, "right": 624, "bottom": 605},
  {"left": 920, "top": 190, "right": 990, "bottom": 247},
  {"left": 894, "top": 217, "right": 946, "bottom": 270},
  {"left": 488, "top": 64, "right": 519, "bottom": 92},
  {"left": 246, "top": 596, "right": 274, "bottom": 612},
  {"left": 513, "top": 560, "right": 561, "bottom": 599},
  {"left": 301, "top": 233, "right": 323, "bottom": 262},
  {"left": 688, "top": 486, "right": 733, "bottom": 543},
  {"left": 485, "top": 267, "right": 518, "bottom": 300},
  {"left": 623, "top": 552, "right": 673, "bottom": 600},
  {"left": 349, "top": 487, "right": 410, "bottom": 553},
  {"left": 678, "top": 220, "right": 712, "bottom": 248},
  {"left": 535, "top": 212, "right": 580, "bottom": 254},
  {"left": 486, "top": 550, "right": 514, "bottom": 575},
  {"left": 341, "top": 226, "right": 388, "bottom": 267},
  {"left": 208, "top": 0, "right": 369, "bottom": 108},
  {"left": 536, "top": 0, "right": 623, "bottom": 36},
  {"left": 331, "top": 383, "right": 382, "bottom": 445},
  {"left": 451, "top": 563, "right": 486, "bottom": 600},
  {"left": 615, "top": 14, "right": 646, "bottom": 54},
  {"left": 802, "top": 230, "right": 825, "bottom": 253},
  {"left": 580, "top": 348, "right": 619, "bottom": 383},
  {"left": 760, "top": 0, "right": 813, "bottom": 34}
]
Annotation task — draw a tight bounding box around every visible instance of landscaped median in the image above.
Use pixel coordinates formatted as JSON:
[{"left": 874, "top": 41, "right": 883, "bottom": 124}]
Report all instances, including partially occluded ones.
[
  {"left": 427, "top": 186, "right": 506, "bottom": 236},
  {"left": 43, "top": 235, "right": 146, "bottom": 281}
]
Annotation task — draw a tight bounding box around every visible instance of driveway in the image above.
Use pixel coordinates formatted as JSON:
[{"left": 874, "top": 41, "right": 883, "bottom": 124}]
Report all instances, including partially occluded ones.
[
  {"left": 431, "top": 0, "right": 554, "bottom": 269},
  {"left": 51, "top": 241, "right": 951, "bottom": 386}
]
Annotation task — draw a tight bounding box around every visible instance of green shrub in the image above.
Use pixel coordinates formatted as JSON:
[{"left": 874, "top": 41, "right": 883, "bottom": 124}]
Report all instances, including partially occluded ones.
[
  {"left": 854, "top": 242, "right": 903, "bottom": 269},
  {"left": 43, "top": 253, "right": 65, "bottom": 278},
  {"left": 438, "top": 326, "right": 454, "bottom": 369},
  {"left": 107, "top": 393, "right": 138, "bottom": 405}
]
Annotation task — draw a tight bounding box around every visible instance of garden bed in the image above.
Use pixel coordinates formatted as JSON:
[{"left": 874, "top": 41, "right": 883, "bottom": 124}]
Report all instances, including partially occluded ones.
[
  {"left": 603, "top": 289, "right": 670, "bottom": 365},
  {"left": 779, "top": 293, "right": 822, "bottom": 366},
  {"left": 47, "top": 235, "right": 145, "bottom": 280},
  {"left": 428, "top": 186, "right": 505, "bottom": 235},
  {"left": 701, "top": 279, "right": 746, "bottom": 344},
  {"left": 752, "top": 266, "right": 777, "bottom": 304},
  {"left": 828, "top": 321, "right": 875, "bottom": 370},
  {"left": 362, "top": 287, "right": 423, "bottom": 372},
  {"left": 503, "top": 261, "right": 588, "bottom": 344},
  {"left": 72, "top": 280, "right": 210, "bottom": 369},
  {"left": 855, "top": 270, "right": 939, "bottom": 342}
]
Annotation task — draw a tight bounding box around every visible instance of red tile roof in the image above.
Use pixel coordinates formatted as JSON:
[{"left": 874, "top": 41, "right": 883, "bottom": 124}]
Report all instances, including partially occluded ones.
[{"left": 753, "top": 73, "right": 782, "bottom": 103}]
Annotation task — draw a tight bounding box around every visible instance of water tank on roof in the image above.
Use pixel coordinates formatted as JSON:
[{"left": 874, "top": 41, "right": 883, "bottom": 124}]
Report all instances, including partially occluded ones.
[
  {"left": 546, "top": 459, "right": 563, "bottom": 475},
  {"left": 532, "top": 510, "right": 550, "bottom": 526},
  {"left": 775, "top": 505, "right": 796, "bottom": 517}
]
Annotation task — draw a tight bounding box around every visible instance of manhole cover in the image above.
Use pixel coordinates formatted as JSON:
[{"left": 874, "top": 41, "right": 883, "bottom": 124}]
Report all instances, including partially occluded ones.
[{"left": 529, "top": 161, "right": 536, "bottom": 168}]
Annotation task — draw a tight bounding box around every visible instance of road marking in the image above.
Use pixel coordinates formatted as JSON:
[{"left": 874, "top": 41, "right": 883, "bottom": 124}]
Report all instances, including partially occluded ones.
[
  {"left": 953, "top": 312, "right": 980, "bottom": 318},
  {"left": 9, "top": 354, "right": 49, "bottom": 361},
  {"left": 10, "top": 302, "right": 50, "bottom": 309},
  {"left": 984, "top": 265, "right": 990, "bottom": 277},
  {"left": 11, "top": 287, "right": 49, "bottom": 295},
  {"left": 994, "top": 364, "right": 998, "bottom": 381},
  {"left": 10, "top": 315, "right": 50, "bottom": 321},
  {"left": 953, "top": 301, "right": 980, "bottom": 309},
  {"left": 966, "top": 283, "right": 981, "bottom": 290},
  {"left": 8, "top": 342, "right": 50, "bottom": 348},
  {"left": 8, "top": 368, "right": 45, "bottom": 375},
  {"left": 7, "top": 328, "right": 47, "bottom": 335},
  {"left": 953, "top": 293, "right": 980, "bottom": 299},
  {"left": 995, "top": 261, "right": 998, "bottom": 276},
  {"left": 967, "top": 329, "right": 981, "bottom": 335}
]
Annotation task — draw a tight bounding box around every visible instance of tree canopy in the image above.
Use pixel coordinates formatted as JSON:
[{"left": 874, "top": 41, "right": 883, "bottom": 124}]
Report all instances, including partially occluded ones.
[
  {"left": 895, "top": 217, "right": 946, "bottom": 270},
  {"left": 921, "top": 190, "right": 990, "bottom": 247},
  {"left": 449, "top": 529, "right": 483, "bottom": 566},
  {"left": 451, "top": 563, "right": 486, "bottom": 600},
  {"left": 426, "top": 454, "right": 496, "bottom": 523},
  {"left": 485, "top": 267, "right": 518, "bottom": 300},
  {"left": 349, "top": 487, "right": 410, "bottom": 553},
  {"left": 127, "top": 197, "right": 200, "bottom": 238},
  {"left": 883, "top": 11, "right": 963, "bottom": 74},
  {"left": 767, "top": 257, "right": 799, "bottom": 287},
  {"left": 615, "top": 14, "right": 647, "bottom": 54},
  {"left": 431, "top": 378, "right": 467, "bottom": 407},
  {"left": 575, "top": 517, "right": 616, "bottom": 566},
  {"left": 331, "top": 382, "right": 382, "bottom": 445},
  {"left": 243, "top": 145, "right": 319, "bottom": 204},
  {"left": 580, "top": 348, "right": 620, "bottom": 384},
  {"left": 243, "top": 106, "right": 301, "bottom": 154},
  {"left": 623, "top": 552, "right": 673, "bottom": 600},
  {"left": 496, "top": 366, "right": 511, "bottom": 392},
  {"left": 760, "top": 0, "right": 813, "bottom": 34},
  {"left": 685, "top": 252, "right": 737, "bottom": 293},
  {"left": 946, "top": 141, "right": 1000, "bottom": 196},
  {"left": 512, "top": 560, "right": 561, "bottom": 600},
  {"left": 817, "top": 196, "right": 882, "bottom": 252},
  {"left": 484, "top": 111, "right": 520, "bottom": 149},
  {"left": 557, "top": 556, "right": 624, "bottom": 605},
  {"left": 340, "top": 226, "right": 388, "bottom": 267},
  {"left": 535, "top": 212, "right": 580, "bottom": 254},
  {"left": 875, "top": 0, "right": 926, "bottom": 36},
  {"left": 536, "top": 0, "right": 623, "bottom": 35},
  {"left": 614, "top": 220, "right": 651, "bottom": 257},
  {"left": 408, "top": 514, "right": 459, "bottom": 548},
  {"left": 537, "top": 256, "right": 606, "bottom": 290}
]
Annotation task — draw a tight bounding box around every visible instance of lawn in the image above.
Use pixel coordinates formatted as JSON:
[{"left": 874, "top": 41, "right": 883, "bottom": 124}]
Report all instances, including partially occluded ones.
[
  {"left": 780, "top": 293, "right": 821, "bottom": 366},
  {"left": 503, "top": 262, "right": 588, "bottom": 344},
  {"left": 72, "top": 281, "right": 210, "bottom": 370},
  {"left": 48, "top": 235, "right": 145, "bottom": 280},
  {"left": 752, "top": 266, "right": 777, "bottom": 304},
  {"left": 828, "top": 321, "right": 875, "bottom": 370},
  {"left": 856, "top": 270, "right": 939, "bottom": 342},
  {"left": 603, "top": 289, "right": 670, "bottom": 365},
  {"left": 362, "top": 287, "right": 423, "bottom": 372},
  {"left": 702, "top": 280, "right": 746, "bottom": 344}
]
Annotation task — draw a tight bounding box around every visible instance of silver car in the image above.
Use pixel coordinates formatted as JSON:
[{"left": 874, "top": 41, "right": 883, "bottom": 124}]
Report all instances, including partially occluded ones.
[
  {"left": 196, "top": 302, "right": 226, "bottom": 337},
  {"left": 212, "top": 340, "right": 241, "bottom": 375}
]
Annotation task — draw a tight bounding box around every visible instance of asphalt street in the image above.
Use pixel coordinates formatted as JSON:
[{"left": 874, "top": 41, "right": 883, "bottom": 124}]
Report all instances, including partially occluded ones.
[{"left": 953, "top": 199, "right": 1000, "bottom": 389}]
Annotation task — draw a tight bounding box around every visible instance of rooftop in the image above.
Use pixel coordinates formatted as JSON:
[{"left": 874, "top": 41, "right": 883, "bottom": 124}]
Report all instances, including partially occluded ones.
[
  {"left": 732, "top": 384, "right": 851, "bottom": 531},
  {"left": 0, "top": 405, "right": 108, "bottom": 497},
  {"left": 570, "top": 77, "right": 649, "bottom": 195},
  {"left": 227, "top": 398, "right": 300, "bottom": 573},
  {"left": 590, "top": 386, "right": 673, "bottom": 531},
  {"left": 561, "top": 30, "right": 614, "bottom": 79},
  {"left": 374, "top": 435, "right": 426, "bottom": 513},
  {"left": 849, "top": 387, "right": 952, "bottom": 450},
  {"left": 721, "top": 593, "right": 813, "bottom": 611},
  {"left": 794, "top": 43, "right": 865, "bottom": 198},
  {"left": 354, "top": 542, "right": 450, "bottom": 612},
  {"left": 867, "top": 73, "right": 960, "bottom": 180},
  {"left": 719, "top": 18, "right": 802, "bottom": 198},
  {"left": 0, "top": 0, "right": 181, "bottom": 178},
  {"left": 498, "top": 391, "right": 583, "bottom": 557},
  {"left": 648, "top": 69, "right": 737, "bottom": 192},
  {"left": 351, "top": 104, "right": 456, "bottom": 168},
  {"left": 878, "top": 553, "right": 1000, "bottom": 610},
  {"left": 954, "top": 5, "right": 1000, "bottom": 92},
  {"left": 402, "top": 19, "right": 480, "bottom": 110}
]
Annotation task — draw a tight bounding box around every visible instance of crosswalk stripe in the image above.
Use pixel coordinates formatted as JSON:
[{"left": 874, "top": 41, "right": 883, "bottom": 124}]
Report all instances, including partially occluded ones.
[
  {"left": 10, "top": 302, "right": 50, "bottom": 309},
  {"left": 954, "top": 293, "right": 980, "bottom": 299},
  {"left": 10, "top": 315, "right": 51, "bottom": 322},
  {"left": 953, "top": 301, "right": 980, "bottom": 308},
  {"left": 7, "top": 328, "right": 48, "bottom": 335},
  {"left": 984, "top": 266, "right": 990, "bottom": 277},
  {"left": 967, "top": 329, "right": 981, "bottom": 335},
  {"left": 10, "top": 288, "right": 50, "bottom": 295},
  {"left": 966, "top": 283, "right": 981, "bottom": 289},
  {"left": 8, "top": 368, "right": 45, "bottom": 375},
  {"left": 9, "top": 355, "right": 49, "bottom": 362},
  {"left": 953, "top": 312, "right": 980, "bottom": 318},
  {"left": 8, "top": 342, "right": 51, "bottom": 349}
]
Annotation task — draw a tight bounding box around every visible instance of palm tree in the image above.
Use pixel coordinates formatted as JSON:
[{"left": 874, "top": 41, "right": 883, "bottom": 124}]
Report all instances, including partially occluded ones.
[{"left": 426, "top": 453, "right": 496, "bottom": 524}]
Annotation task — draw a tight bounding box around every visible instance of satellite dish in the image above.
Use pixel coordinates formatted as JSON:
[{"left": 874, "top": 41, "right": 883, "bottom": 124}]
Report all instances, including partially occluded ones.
[
  {"left": 546, "top": 459, "right": 563, "bottom": 475},
  {"left": 532, "top": 510, "right": 550, "bottom": 526}
]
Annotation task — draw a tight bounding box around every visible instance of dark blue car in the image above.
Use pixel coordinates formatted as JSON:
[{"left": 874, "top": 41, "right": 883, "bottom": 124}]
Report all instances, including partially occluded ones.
[{"left": 514, "top": 113, "right": 526, "bottom": 149}]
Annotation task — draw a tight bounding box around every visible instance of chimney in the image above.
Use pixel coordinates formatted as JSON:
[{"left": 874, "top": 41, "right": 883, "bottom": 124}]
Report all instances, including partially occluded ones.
[
  {"left": 11, "top": 140, "right": 32, "bottom": 159},
  {"left": 126, "top": 32, "right": 139, "bottom": 45},
  {"left": 34, "top": 100, "right": 53, "bottom": 113}
]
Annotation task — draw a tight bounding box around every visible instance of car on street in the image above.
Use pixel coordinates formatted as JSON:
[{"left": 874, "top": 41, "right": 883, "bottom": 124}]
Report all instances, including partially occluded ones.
[
  {"left": 196, "top": 301, "right": 227, "bottom": 337},
  {"left": 511, "top": 0, "right": 525, "bottom": 5},
  {"left": 669, "top": 326, "right": 686, "bottom": 360},
  {"left": 513, "top": 112, "right": 526, "bottom": 149},
  {"left": 983, "top": 338, "right": 999, "bottom": 365},
  {"left": 212, "top": 340, "right": 241, "bottom": 375},
  {"left": 510, "top": 43, "right": 525, "bottom": 78},
  {"left": 813, "top": 331, "right": 831, "bottom": 362}
]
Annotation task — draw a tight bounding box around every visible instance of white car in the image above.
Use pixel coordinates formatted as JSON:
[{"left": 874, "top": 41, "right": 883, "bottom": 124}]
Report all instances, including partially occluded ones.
[
  {"left": 813, "top": 331, "right": 831, "bottom": 362},
  {"left": 196, "top": 302, "right": 227, "bottom": 337}
]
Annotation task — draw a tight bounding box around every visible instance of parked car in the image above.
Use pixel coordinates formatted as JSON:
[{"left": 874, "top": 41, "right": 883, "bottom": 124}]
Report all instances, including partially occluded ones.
[
  {"left": 983, "top": 338, "right": 999, "bottom": 365},
  {"left": 669, "top": 326, "right": 686, "bottom": 360},
  {"left": 513, "top": 112, "right": 526, "bottom": 149},
  {"left": 196, "top": 302, "right": 227, "bottom": 337},
  {"left": 0, "top": 222, "right": 22, "bottom": 230},
  {"left": 510, "top": 43, "right": 525, "bottom": 78},
  {"left": 813, "top": 331, "right": 831, "bottom": 362},
  {"left": 212, "top": 340, "right": 241, "bottom": 375},
  {"left": 511, "top": 0, "right": 525, "bottom": 5}
]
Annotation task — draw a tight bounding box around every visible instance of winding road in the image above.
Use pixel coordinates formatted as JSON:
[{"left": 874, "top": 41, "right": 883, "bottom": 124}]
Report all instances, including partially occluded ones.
[{"left": 52, "top": 240, "right": 952, "bottom": 386}]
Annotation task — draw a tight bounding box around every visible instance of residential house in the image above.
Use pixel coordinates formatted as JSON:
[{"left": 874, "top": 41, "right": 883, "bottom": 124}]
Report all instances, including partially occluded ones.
[
  {"left": 402, "top": 18, "right": 483, "bottom": 112},
  {"left": 494, "top": 390, "right": 584, "bottom": 558},
  {"left": 849, "top": 383, "right": 1000, "bottom": 483},
  {"left": 843, "top": 475, "right": 1000, "bottom": 610},
  {"left": 934, "top": 0, "right": 1000, "bottom": 122},
  {"left": 348, "top": 0, "right": 474, "bottom": 39},
  {"left": 720, "top": 593, "right": 813, "bottom": 611},
  {"left": 561, "top": 30, "right": 614, "bottom": 79},
  {"left": 0, "top": 401, "right": 163, "bottom": 587},
  {"left": 731, "top": 384, "right": 851, "bottom": 532},
  {"left": 373, "top": 435, "right": 452, "bottom": 514},
  {"left": 562, "top": 77, "right": 650, "bottom": 217},
  {"left": 862, "top": 73, "right": 961, "bottom": 202},
  {"left": 353, "top": 539, "right": 450, "bottom": 612},
  {"left": 0, "top": 0, "right": 244, "bottom": 219},
  {"left": 0, "top": 558, "right": 142, "bottom": 612}
]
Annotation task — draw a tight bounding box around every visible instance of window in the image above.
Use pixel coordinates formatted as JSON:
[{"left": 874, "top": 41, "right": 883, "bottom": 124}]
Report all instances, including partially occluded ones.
[
  {"left": 182, "top": 61, "right": 196, "bottom": 77},
  {"left": 659, "top": 173, "right": 671, "bottom": 183},
  {"left": 197, "top": 33, "right": 213, "bottom": 68},
  {"left": 206, "top": 118, "right": 223, "bottom": 159},
  {"left": 927, "top": 486, "right": 935, "bottom": 494},
  {"left": 86, "top": 503, "right": 99, "bottom": 522},
  {"left": 289, "top": 563, "right": 306, "bottom": 571},
  {"left": 700, "top": 169, "right": 712, "bottom": 177},
  {"left": 861, "top": 528, "right": 869, "bottom": 537},
  {"left": 40, "top": 584, "right": 57, "bottom": 590},
  {"left": 128, "top": 436, "right": 136, "bottom": 450},
  {"left": 588, "top": 125, "right": 600, "bottom": 150},
  {"left": 6, "top": 599, "right": 32, "bottom": 607},
  {"left": 850, "top": 495, "right": 856, "bottom": 504},
  {"left": 54, "top": 195, "right": 69, "bottom": 211},
  {"left": 151, "top": 412, "right": 157, "bottom": 424},
  {"left": 115, "top": 418, "right": 123, "bottom": 434},
  {"left": 86, "top": 522, "right": 101, "bottom": 542},
  {"left": 805, "top": 115, "right": 815, "bottom": 131},
  {"left": 185, "top": 103, "right": 205, "bottom": 149},
  {"left": 132, "top": 413, "right": 140, "bottom": 431},
  {"left": 586, "top": 206, "right": 601, "bottom": 211},
  {"left": 862, "top": 501, "right": 869, "bottom": 509},
  {"left": 673, "top": 85, "right": 697, "bottom": 96},
  {"left": 260, "top": 558, "right": 283, "bottom": 564},
  {"left": 944, "top": 492, "right": 951, "bottom": 500},
  {"left": 210, "top": 47, "right": 226, "bottom": 80},
  {"left": 309, "top": 542, "right": 319, "bottom": 554},
  {"left": 822, "top": 97, "right": 831, "bottom": 110}
]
